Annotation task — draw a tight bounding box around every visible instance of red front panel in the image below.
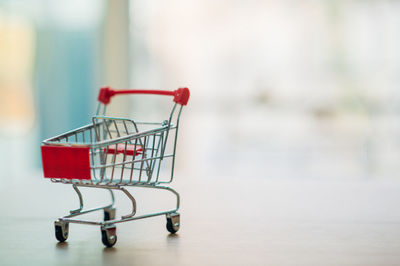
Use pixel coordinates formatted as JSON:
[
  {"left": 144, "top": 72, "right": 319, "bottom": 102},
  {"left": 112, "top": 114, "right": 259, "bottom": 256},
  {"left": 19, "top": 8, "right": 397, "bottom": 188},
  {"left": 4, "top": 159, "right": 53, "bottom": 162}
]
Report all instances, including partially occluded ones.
[{"left": 41, "top": 145, "right": 91, "bottom": 180}]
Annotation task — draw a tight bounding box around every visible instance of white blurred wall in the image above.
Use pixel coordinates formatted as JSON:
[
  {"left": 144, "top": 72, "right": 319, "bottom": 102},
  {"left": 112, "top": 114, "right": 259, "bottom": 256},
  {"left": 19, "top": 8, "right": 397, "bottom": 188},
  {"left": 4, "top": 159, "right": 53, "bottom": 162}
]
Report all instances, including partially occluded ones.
[
  {"left": 129, "top": 0, "right": 400, "bottom": 180},
  {"left": 1, "top": 0, "right": 399, "bottom": 180}
]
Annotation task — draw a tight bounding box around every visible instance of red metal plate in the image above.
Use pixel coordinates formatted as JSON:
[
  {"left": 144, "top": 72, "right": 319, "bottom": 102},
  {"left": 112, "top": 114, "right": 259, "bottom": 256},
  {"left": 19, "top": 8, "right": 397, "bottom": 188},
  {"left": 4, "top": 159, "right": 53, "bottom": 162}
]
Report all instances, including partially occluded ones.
[{"left": 41, "top": 145, "right": 91, "bottom": 180}]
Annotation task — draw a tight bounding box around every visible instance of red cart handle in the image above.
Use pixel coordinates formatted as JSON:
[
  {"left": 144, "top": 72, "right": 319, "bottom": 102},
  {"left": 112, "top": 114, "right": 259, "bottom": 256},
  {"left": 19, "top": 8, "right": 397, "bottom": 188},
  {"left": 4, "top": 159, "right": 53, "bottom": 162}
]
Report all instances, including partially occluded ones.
[{"left": 98, "top": 86, "right": 190, "bottom": 106}]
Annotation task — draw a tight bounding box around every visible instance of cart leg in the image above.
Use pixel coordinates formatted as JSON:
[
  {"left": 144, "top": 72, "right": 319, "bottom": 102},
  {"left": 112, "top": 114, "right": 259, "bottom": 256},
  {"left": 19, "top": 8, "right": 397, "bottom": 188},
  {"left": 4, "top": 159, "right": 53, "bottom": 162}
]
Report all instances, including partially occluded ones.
[
  {"left": 104, "top": 207, "right": 116, "bottom": 221},
  {"left": 106, "top": 188, "right": 115, "bottom": 209},
  {"left": 65, "top": 186, "right": 116, "bottom": 218},
  {"left": 69, "top": 184, "right": 83, "bottom": 214},
  {"left": 119, "top": 187, "right": 137, "bottom": 219},
  {"left": 103, "top": 188, "right": 116, "bottom": 221},
  {"left": 140, "top": 184, "right": 180, "bottom": 212}
]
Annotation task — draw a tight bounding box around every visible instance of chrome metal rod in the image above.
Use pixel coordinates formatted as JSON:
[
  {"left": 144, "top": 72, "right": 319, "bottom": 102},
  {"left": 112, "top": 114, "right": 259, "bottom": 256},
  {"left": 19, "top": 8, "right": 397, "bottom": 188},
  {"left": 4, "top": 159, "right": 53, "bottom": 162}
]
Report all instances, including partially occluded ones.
[
  {"left": 64, "top": 205, "right": 110, "bottom": 219},
  {"left": 69, "top": 185, "right": 84, "bottom": 214},
  {"left": 104, "top": 210, "right": 176, "bottom": 225},
  {"left": 61, "top": 209, "right": 175, "bottom": 226},
  {"left": 60, "top": 218, "right": 102, "bottom": 226},
  {"left": 120, "top": 187, "right": 137, "bottom": 219},
  {"left": 106, "top": 188, "right": 115, "bottom": 209}
]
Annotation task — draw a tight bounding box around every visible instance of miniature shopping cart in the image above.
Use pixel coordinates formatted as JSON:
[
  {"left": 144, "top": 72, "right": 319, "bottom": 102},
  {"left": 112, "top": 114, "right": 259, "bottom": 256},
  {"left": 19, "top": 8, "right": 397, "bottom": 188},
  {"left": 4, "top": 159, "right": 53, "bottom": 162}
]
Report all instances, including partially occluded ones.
[{"left": 41, "top": 86, "right": 190, "bottom": 247}]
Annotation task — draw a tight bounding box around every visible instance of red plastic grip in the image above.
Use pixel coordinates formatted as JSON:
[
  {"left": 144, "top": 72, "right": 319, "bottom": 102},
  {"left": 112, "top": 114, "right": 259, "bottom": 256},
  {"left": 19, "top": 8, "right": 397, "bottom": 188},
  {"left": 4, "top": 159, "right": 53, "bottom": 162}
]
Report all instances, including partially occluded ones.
[
  {"left": 98, "top": 87, "right": 190, "bottom": 106},
  {"left": 105, "top": 144, "right": 143, "bottom": 156}
]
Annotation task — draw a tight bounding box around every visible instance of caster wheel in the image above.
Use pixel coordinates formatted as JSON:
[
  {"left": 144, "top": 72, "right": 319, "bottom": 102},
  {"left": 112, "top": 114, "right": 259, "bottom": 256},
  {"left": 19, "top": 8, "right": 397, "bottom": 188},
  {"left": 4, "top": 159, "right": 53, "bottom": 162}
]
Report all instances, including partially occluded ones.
[
  {"left": 104, "top": 207, "right": 116, "bottom": 221},
  {"left": 101, "top": 225, "right": 117, "bottom": 247},
  {"left": 55, "top": 220, "right": 69, "bottom": 242},
  {"left": 166, "top": 212, "right": 180, "bottom": 234}
]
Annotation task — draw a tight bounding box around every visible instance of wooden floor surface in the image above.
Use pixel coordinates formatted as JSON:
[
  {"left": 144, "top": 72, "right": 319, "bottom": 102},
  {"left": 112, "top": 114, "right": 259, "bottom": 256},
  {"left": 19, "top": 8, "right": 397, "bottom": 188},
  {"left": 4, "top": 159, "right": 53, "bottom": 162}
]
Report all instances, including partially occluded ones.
[{"left": 1, "top": 171, "right": 400, "bottom": 266}]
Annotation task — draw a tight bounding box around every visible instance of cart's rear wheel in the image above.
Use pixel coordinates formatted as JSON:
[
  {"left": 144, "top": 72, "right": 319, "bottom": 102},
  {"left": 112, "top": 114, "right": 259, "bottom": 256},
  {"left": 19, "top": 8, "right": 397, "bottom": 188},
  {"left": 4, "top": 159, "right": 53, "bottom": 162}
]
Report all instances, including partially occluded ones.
[
  {"left": 166, "top": 212, "right": 180, "bottom": 234},
  {"left": 55, "top": 220, "right": 69, "bottom": 242},
  {"left": 104, "top": 207, "right": 116, "bottom": 221},
  {"left": 101, "top": 225, "right": 117, "bottom": 247}
]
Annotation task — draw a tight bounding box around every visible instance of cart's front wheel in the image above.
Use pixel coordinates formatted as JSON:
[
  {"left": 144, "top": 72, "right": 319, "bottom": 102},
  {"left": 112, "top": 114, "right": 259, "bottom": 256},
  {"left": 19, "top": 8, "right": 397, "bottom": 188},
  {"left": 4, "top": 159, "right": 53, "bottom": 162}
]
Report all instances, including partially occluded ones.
[
  {"left": 55, "top": 220, "right": 69, "bottom": 242},
  {"left": 101, "top": 225, "right": 117, "bottom": 247},
  {"left": 166, "top": 212, "right": 180, "bottom": 234}
]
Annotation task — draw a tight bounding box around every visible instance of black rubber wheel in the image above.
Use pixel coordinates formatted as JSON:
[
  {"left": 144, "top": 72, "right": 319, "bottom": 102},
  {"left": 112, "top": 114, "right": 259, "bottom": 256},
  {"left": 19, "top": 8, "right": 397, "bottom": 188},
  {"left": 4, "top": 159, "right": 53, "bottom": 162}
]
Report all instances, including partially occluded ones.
[
  {"left": 101, "top": 227, "right": 117, "bottom": 247},
  {"left": 166, "top": 218, "right": 179, "bottom": 234},
  {"left": 55, "top": 224, "right": 68, "bottom": 242}
]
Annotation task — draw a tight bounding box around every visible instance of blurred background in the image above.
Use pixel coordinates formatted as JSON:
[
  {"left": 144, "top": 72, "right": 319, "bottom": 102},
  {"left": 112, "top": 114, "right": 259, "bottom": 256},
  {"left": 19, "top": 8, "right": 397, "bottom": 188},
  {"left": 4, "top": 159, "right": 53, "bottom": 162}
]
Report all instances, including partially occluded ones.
[
  {"left": 3, "top": 1, "right": 400, "bottom": 265},
  {"left": 1, "top": 0, "right": 400, "bottom": 181}
]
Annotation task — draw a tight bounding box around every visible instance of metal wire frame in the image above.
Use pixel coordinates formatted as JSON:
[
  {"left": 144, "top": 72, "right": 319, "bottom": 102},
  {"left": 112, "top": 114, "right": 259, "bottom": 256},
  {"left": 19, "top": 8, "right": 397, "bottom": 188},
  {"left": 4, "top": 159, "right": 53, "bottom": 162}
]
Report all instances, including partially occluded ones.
[
  {"left": 43, "top": 102, "right": 183, "bottom": 186},
  {"left": 42, "top": 100, "right": 185, "bottom": 227}
]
